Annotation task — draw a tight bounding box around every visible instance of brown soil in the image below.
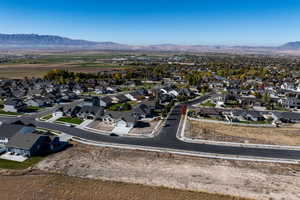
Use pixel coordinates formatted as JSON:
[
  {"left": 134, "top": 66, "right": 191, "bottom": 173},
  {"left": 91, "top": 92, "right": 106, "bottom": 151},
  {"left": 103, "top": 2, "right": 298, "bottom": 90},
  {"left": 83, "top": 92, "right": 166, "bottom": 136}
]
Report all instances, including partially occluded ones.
[
  {"left": 0, "top": 170, "right": 248, "bottom": 200},
  {"left": 187, "top": 120, "right": 300, "bottom": 146},
  {"left": 35, "top": 143, "right": 300, "bottom": 200}
]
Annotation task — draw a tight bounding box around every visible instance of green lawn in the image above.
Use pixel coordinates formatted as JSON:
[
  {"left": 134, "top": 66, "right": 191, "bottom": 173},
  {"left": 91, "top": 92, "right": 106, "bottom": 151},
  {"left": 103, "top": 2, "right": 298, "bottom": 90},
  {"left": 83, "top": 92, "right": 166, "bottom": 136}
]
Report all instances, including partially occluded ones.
[
  {"left": 108, "top": 102, "right": 132, "bottom": 111},
  {"left": 127, "top": 101, "right": 138, "bottom": 106},
  {"left": 41, "top": 114, "right": 53, "bottom": 121},
  {"left": 0, "top": 157, "right": 44, "bottom": 170},
  {"left": 25, "top": 106, "right": 41, "bottom": 112},
  {"left": 200, "top": 100, "right": 216, "bottom": 107},
  {"left": 5, "top": 54, "right": 129, "bottom": 65},
  {"left": 56, "top": 117, "right": 83, "bottom": 125},
  {"left": 0, "top": 110, "right": 21, "bottom": 116}
]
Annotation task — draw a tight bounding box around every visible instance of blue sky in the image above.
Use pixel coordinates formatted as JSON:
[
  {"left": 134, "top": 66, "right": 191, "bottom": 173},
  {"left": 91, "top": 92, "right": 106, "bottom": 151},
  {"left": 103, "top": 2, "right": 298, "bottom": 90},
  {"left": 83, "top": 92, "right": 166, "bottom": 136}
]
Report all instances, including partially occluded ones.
[{"left": 0, "top": 0, "right": 299, "bottom": 46}]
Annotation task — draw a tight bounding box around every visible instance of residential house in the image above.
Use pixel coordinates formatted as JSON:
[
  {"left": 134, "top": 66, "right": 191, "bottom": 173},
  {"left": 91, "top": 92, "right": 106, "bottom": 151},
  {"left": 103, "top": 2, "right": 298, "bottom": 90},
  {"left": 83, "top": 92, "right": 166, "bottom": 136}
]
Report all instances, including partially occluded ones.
[
  {"left": 115, "top": 94, "right": 129, "bottom": 103},
  {"left": 25, "top": 96, "right": 54, "bottom": 107},
  {"left": 133, "top": 103, "right": 154, "bottom": 119},
  {"left": 6, "top": 133, "right": 54, "bottom": 157},
  {"left": 99, "top": 96, "right": 113, "bottom": 107},
  {"left": 238, "top": 97, "right": 264, "bottom": 107},
  {"left": 76, "top": 106, "right": 104, "bottom": 120},
  {"left": 159, "top": 93, "right": 173, "bottom": 104},
  {"left": 279, "top": 97, "right": 300, "bottom": 110},
  {"left": 209, "top": 82, "right": 224, "bottom": 89},
  {"left": 179, "top": 88, "right": 194, "bottom": 97},
  {"left": 229, "top": 110, "right": 265, "bottom": 122},
  {"left": 125, "top": 91, "right": 143, "bottom": 101},
  {"left": 0, "top": 123, "right": 35, "bottom": 146},
  {"left": 272, "top": 111, "right": 300, "bottom": 123},
  {"left": 53, "top": 108, "right": 64, "bottom": 117},
  {"left": 106, "top": 86, "right": 119, "bottom": 93},
  {"left": 83, "top": 96, "right": 100, "bottom": 107},
  {"left": 101, "top": 110, "right": 139, "bottom": 134},
  {"left": 3, "top": 99, "right": 26, "bottom": 113},
  {"left": 193, "top": 107, "right": 224, "bottom": 120}
]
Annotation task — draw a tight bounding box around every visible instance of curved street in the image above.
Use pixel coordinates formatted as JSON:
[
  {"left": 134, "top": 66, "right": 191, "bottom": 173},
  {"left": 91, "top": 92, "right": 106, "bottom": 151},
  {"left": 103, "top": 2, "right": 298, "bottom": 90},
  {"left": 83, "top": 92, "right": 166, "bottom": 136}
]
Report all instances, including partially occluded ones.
[{"left": 1, "top": 96, "right": 300, "bottom": 161}]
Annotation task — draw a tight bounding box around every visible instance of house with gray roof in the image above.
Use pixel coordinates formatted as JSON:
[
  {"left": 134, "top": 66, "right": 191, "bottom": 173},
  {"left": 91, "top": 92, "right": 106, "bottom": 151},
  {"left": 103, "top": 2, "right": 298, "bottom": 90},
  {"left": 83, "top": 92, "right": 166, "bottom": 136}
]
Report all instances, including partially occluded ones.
[
  {"left": 25, "top": 96, "right": 54, "bottom": 107},
  {"left": 114, "top": 94, "right": 129, "bottom": 103},
  {"left": 3, "top": 98, "right": 26, "bottom": 113},
  {"left": 133, "top": 102, "right": 155, "bottom": 119},
  {"left": 279, "top": 97, "right": 300, "bottom": 110},
  {"left": 0, "top": 123, "right": 35, "bottom": 146},
  {"left": 101, "top": 110, "right": 139, "bottom": 134},
  {"left": 99, "top": 96, "right": 113, "bottom": 107},
  {"left": 272, "top": 111, "right": 300, "bottom": 123},
  {"left": 6, "top": 133, "right": 52, "bottom": 157},
  {"left": 76, "top": 106, "right": 104, "bottom": 120}
]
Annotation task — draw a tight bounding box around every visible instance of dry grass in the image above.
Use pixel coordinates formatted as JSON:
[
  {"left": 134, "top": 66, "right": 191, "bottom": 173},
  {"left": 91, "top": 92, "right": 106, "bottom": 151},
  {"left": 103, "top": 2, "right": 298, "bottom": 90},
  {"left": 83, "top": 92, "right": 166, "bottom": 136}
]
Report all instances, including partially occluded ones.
[
  {"left": 187, "top": 120, "right": 300, "bottom": 146},
  {"left": 0, "top": 171, "right": 249, "bottom": 200}
]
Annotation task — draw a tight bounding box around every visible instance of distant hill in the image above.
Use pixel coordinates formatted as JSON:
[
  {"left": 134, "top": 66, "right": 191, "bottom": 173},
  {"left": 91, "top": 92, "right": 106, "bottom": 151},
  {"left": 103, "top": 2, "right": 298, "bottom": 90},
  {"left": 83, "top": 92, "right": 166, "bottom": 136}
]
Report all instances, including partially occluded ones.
[
  {"left": 279, "top": 41, "right": 300, "bottom": 50},
  {"left": 0, "top": 33, "right": 97, "bottom": 46},
  {"left": 1, "top": 33, "right": 300, "bottom": 55},
  {"left": 0, "top": 33, "right": 126, "bottom": 49}
]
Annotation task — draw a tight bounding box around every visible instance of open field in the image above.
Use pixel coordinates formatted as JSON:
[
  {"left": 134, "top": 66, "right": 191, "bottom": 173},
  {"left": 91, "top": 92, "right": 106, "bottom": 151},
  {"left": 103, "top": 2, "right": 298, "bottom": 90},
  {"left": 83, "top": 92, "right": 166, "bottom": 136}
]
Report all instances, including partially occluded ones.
[
  {"left": 0, "top": 170, "right": 248, "bottom": 200},
  {"left": 0, "top": 62, "right": 130, "bottom": 78},
  {"left": 36, "top": 143, "right": 300, "bottom": 200},
  {"left": 0, "top": 52, "right": 137, "bottom": 78},
  {"left": 186, "top": 120, "right": 300, "bottom": 146}
]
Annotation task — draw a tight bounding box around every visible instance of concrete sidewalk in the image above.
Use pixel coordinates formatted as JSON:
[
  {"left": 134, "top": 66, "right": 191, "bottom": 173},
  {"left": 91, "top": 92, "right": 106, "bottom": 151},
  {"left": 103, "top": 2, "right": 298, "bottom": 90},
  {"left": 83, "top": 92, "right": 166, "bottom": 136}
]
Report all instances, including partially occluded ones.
[{"left": 76, "top": 119, "right": 93, "bottom": 129}]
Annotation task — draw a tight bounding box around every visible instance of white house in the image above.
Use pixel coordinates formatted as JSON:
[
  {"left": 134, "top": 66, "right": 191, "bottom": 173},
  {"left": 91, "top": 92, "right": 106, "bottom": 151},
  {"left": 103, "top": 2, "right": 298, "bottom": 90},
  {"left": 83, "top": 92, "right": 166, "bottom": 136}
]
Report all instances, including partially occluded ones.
[
  {"left": 125, "top": 93, "right": 137, "bottom": 101},
  {"left": 53, "top": 110, "right": 64, "bottom": 117},
  {"left": 101, "top": 111, "right": 138, "bottom": 135}
]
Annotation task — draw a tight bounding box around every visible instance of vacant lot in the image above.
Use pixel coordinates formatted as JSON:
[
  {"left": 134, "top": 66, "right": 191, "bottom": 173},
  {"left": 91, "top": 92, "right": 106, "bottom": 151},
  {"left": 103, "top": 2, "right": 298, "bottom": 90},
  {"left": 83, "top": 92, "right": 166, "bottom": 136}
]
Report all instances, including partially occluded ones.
[
  {"left": 0, "top": 170, "right": 250, "bottom": 200},
  {"left": 36, "top": 143, "right": 300, "bottom": 200},
  {"left": 186, "top": 120, "right": 300, "bottom": 146}
]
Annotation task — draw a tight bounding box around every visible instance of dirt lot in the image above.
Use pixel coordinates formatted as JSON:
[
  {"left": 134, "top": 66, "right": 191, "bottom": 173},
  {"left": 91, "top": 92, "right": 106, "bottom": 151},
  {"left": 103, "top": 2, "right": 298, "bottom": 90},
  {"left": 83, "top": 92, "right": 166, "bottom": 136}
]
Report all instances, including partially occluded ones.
[
  {"left": 87, "top": 120, "right": 114, "bottom": 132},
  {"left": 0, "top": 169, "right": 248, "bottom": 200},
  {"left": 129, "top": 120, "right": 160, "bottom": 135},
  {"left": 87, "top": 120, "right": 161, "bottom": 136},
  {"left": 186, "top": 120, "right": 300, "bottom": 146},
  {"left": 35, "top": 143, "right": 300, "bottom": 200}
]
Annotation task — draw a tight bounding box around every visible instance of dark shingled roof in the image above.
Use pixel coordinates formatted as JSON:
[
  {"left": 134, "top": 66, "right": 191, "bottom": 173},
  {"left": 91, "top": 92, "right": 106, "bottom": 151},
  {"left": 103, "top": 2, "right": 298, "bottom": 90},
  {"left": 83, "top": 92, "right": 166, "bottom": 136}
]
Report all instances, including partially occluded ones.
[
  {"left": 105, "top": 110, "right": 139, "bottom": 123},
  {"left": 6, "top": 133, "right": 48, "bottom": 150},
  {"left": 0, "top": 124, "right": 34, "bottom": 139},
  {"left": 115, "top": 94, "right": 129, "bottom": 102}
]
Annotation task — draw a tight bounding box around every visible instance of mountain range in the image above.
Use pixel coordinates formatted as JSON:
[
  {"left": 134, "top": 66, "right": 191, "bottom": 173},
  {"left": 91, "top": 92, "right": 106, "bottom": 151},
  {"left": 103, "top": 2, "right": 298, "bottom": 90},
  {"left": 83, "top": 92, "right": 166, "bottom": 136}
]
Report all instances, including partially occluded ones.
[{"left": 0, "top": 33, "right": 299, "bottom": 53}]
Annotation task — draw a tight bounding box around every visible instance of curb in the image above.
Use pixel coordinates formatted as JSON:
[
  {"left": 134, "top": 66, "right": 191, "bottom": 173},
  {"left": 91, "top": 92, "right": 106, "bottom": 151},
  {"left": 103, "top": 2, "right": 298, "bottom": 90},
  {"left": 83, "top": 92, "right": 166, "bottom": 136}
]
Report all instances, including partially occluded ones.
[
  {"left": 178, "top": 111, "right": 300, "bottom": 151},
  {"left": 71, "top": 136, "right": 300, "bottom": 164}
]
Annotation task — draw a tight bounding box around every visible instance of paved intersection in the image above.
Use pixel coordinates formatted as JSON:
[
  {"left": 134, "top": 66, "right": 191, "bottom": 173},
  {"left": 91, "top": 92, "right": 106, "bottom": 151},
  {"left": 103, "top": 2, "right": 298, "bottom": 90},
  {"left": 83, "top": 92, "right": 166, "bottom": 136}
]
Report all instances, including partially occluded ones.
[{"left": 1, "top": 95, "right": 300, "bottom": 160}]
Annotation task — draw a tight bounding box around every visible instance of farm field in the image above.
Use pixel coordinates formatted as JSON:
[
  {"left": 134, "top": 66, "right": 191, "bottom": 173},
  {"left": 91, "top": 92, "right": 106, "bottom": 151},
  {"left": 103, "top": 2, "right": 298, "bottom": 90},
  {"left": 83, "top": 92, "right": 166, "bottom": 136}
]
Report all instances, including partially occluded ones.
[{"left": 0, "top": 53, "right": 137, "bottom": 78}]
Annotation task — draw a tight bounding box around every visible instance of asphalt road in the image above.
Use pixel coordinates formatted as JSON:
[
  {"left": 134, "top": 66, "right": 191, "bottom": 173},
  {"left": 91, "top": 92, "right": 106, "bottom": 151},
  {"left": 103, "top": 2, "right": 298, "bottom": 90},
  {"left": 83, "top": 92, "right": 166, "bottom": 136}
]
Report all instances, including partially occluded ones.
[{"left": 1, "top": 95, "right": 300, "bottom": 160}]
